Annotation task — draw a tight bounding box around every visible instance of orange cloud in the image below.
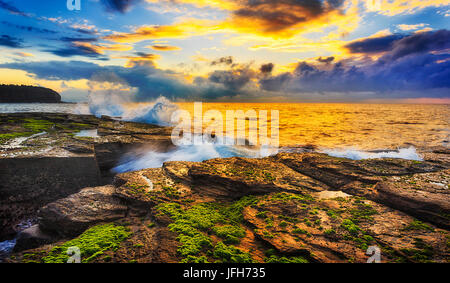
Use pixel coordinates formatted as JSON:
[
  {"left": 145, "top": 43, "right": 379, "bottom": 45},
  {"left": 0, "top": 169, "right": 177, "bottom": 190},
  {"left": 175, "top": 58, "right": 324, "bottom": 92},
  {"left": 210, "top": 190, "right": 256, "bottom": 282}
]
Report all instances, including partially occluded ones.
[
  {"left": 223, "top": 0, "right": 348, "bottom": 38},
  {"left": 104, "top": 19, "right": 221, "bottom": 42},
  {"left": 100, "top": 43, "right": 134, "bottom": 52},
  {"left": 105, "top": 1, "right": 361, "bottom": 44},
  {"left": 120, "top": 53, "right": 161, "bottom": 67},
  {"left": 397, "top": 23, "right": 427, "bottom": 31},
  {"left": 73, "top": 42, "right": 133, "bottom": 54},
  {"left": 415, "top": 27, "right": 434, "bottom": 33},
  {"left": 13, "top": 52, "right": 34, "bottom": 57}
]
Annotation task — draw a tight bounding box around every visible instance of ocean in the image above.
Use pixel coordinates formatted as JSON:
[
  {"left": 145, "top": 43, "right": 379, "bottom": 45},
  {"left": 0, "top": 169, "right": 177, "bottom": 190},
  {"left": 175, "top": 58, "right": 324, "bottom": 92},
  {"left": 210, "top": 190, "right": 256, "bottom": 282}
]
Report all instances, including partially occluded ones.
[{"left": 1, "top": 102, "right": 448, "bottom": 152}]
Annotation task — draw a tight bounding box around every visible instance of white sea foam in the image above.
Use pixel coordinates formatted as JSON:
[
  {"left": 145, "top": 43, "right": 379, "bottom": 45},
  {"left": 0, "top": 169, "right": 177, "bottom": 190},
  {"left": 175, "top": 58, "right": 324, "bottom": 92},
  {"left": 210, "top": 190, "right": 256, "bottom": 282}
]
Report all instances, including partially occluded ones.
[
  {"left": 113, "top": 137, "right": 278, "bottom": 173},
  {"left": 322, "top": 146, "right": 422, "bottom": 161},
  {"left": 0, "top": 239, "right": 16, "bottom": 260},
  {"left": 122, "top": 97, "right": 179, "bottom": 126},
  {"left": 1, "top": 131, "right": 47, "bottom": 149},
  {"left": 84, "top": 96, "right": 179, "bottom": 126},
  {"left": 0, "top": 219, "right": 34, "bottom": 261}
]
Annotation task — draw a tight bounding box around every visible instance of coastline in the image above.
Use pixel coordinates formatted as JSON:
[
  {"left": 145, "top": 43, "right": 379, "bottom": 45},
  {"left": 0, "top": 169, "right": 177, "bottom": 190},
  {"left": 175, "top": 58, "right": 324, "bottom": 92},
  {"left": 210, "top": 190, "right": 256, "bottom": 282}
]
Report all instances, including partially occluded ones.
[{"left": 0, "top": 112, "right": 448, "bottom": 263}]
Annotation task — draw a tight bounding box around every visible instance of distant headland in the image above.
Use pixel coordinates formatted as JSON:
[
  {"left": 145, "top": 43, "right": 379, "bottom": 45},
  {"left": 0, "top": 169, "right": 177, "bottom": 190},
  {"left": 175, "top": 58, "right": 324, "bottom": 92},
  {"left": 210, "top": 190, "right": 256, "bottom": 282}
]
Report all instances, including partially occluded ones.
[{"left": 0, "top": 84, "right": 61, "bottom": 103}]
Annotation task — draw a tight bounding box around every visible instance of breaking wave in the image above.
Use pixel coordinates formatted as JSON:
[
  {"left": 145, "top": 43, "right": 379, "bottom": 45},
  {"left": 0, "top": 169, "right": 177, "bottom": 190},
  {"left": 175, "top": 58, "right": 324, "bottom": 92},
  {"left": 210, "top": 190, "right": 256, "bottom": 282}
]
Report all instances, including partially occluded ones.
[
  {"left": 122, "top": 97, "right": 179, "bottom": 126},
  {"left": 80, "top": 96, "right": 179, "bottom": 126},
  {"left": 82, "top": 95, "right": 280, "bottom": 173},
  {"left": 113, "top": 137, "right": 278, "bottom": 173},
  {"left": 322, "top": 146, "right": 422, "bottom": 161}
]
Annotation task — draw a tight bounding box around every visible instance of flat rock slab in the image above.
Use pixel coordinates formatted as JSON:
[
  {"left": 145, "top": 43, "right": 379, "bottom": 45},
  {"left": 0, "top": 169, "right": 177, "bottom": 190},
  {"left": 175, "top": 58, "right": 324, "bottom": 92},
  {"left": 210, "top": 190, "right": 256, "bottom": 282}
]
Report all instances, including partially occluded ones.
[
  {"left": 272, "top": 153, "right": 379, "bottom": 188},
  {"left": 273, "top": 152, "right": 444, "bottom": 189},
  {"left": 189, "top": 156, "right": 330, "bottom": 200},
  {"left": 38, "top": 186, "right": 127, "bottom": 237},
  {"left": 373, "top": 181, "right": 449, "bottom": 229},
  {"left": 114, "top": 166, "right": 196, "bottom": 210}
]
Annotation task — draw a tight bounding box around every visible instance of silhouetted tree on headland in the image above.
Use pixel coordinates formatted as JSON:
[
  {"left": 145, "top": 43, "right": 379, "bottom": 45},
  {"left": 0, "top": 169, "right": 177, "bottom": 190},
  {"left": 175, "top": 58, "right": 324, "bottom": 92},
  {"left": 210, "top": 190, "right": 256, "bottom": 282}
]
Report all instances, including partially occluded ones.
[{"left": 0, "top": 84, "right": 61, "bottom": 103}]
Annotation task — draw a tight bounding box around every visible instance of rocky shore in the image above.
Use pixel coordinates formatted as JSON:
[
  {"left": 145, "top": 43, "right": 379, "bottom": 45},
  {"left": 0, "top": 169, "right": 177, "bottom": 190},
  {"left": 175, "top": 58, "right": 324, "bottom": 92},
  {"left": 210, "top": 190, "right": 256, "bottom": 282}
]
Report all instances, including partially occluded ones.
[{"left": 1, "top": 113, "right": 449, "bottom": 263}]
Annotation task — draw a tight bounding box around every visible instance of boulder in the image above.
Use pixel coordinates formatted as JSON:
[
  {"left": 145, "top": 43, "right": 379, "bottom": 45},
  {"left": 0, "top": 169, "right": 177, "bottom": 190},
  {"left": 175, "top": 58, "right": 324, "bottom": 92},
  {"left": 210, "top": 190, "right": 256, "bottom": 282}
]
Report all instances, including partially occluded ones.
[
  {"left": 38, "top": 186, "right": 128, "bottom": 237},
  {"left": 14, "top": 225, "right": 56, "bottom": 252}
]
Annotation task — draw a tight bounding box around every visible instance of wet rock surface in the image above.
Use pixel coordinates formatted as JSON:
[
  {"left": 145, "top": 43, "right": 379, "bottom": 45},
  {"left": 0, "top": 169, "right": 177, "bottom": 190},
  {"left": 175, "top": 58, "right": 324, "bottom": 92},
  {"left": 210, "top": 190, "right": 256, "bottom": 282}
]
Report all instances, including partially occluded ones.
[
  {"left": 2, "top": 113, "right": 449, "bottom": 263},
  {"left": 38, "top": 186, "right": 128, "bottom": 237},
  {"left": 14, "top": 225, "right": 56, "bottom": 252},
  {"left": 9, "top": 149, "right": 450, "bottom": 263},
  {"left": 0, "top": 156, "right": 102, "bottom": 239},
  {"left": 273, "top": 153, "right": 449, "bottom": 229},
  {"left": 188, "top": 157, "right": 329, "bottom": 200},
  {"left": 0, "top": 113, "right": 174, "bottom": 241}
]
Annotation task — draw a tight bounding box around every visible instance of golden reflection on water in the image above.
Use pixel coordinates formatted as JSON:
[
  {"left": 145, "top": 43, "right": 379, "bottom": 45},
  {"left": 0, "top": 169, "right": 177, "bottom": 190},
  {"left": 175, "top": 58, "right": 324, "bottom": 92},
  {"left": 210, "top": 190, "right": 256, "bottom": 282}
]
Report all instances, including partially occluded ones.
[{"left": 176, "top": 103, "right": 449, "bottom": 150}]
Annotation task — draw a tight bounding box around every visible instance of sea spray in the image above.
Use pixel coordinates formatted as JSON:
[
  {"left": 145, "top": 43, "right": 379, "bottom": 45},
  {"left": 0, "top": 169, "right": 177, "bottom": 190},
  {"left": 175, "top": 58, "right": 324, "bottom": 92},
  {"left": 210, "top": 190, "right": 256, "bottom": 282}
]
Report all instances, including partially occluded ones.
[
  {"left": 82, "top": 96, "right": 282, "bottom": 172},
  {"left": 122, "top": 97, "right": 179, "bottom": 126},
  {"left": 83, "top": 94, "right": 179, "bottom": 126},
  {"left": 87, "top": 87, "right": 129, "bottom": 118},
  {"left": 322, "top": 146, "right": 423, "bottom": 161},
  {"left": 89, "top": 96, "right": 125, "bottom": 118},
  {"left": 113, "top": 136, "right": 278, "bottom": 173}
]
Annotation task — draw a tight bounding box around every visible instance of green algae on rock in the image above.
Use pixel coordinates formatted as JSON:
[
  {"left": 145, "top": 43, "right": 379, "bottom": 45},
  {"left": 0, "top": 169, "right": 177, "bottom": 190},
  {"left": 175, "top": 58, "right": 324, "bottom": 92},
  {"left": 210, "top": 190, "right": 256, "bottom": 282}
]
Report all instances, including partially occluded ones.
[
  {"left": 156, "top": 198, "right": 257, "bottom": 263},
  {"left": 40, "top": 224, "right": 131, "bottom": 263}
]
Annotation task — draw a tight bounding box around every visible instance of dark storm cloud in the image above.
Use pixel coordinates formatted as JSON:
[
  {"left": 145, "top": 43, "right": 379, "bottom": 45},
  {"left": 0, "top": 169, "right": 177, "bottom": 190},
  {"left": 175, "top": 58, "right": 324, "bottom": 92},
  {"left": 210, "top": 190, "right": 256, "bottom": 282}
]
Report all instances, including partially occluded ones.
[
  {"left": 0, "top": 0, "right": 29, "bottom": 17},
  {"left": 232, "top": 0, "right": 345, "bottom": 33},
  {"left": 345, "top": 30, "right": 450, "bottom": 57},
  {"left": 42, "top": 36, "right": 103, "bottom": 59},
  {"left": 317, "top": 56, "right": 335, "bottom": 64},
  {"left": 259, "top": 72, "right": 291, "bottom": 91},
  {"left": 0, "top": 34, "right": 23, "bottom": 48},
  {"left": 135, "top": 51, "right": 154, "bottom": 58},
  {"left": 257, "top": 30, "right": 450, "bottom": 97},
  {"left": 382, "top": 29, "right": 450, "bottom": 61},
  {"left": 72, "top": 27, "right": 98, "bottom": 35},
  {"left": 0, "top": 58, "right": 256, "bottom": 101},
  {"left": 211, "top": 56, "right": 234, "bottom": 66},
  {"left": 284, "top": 54, "right": 449, "bottom": 92},
  {"left": 60, "top": 37, "right": 98, "bottom": 42},
  {"left": 345, "top": 34, "right": 406, "bottom": 54},
  {"left": 44, "top": 44, "right": 105, "bottom": 59},
  {"left": 209, "top": 68, "right": 254, "bottom": 91},
  {"left": 260, "top": 63, "right": 274, "bottom": 74},
  {"left": 101, "top": 0, "right": 142, "bottom": 13},
  {"left": 208, "top": 58, "right": 260, "bottom": 95},
  {"left": 260, "top": 43, "right": 449, "bottom": 95}
]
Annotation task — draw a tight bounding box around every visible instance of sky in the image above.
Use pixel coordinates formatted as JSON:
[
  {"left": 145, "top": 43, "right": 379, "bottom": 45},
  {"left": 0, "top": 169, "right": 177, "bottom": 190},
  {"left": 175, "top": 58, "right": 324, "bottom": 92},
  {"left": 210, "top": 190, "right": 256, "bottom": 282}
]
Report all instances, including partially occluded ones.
[{"left": 0, "top": 0, "right": 449, "bottom": 103}]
